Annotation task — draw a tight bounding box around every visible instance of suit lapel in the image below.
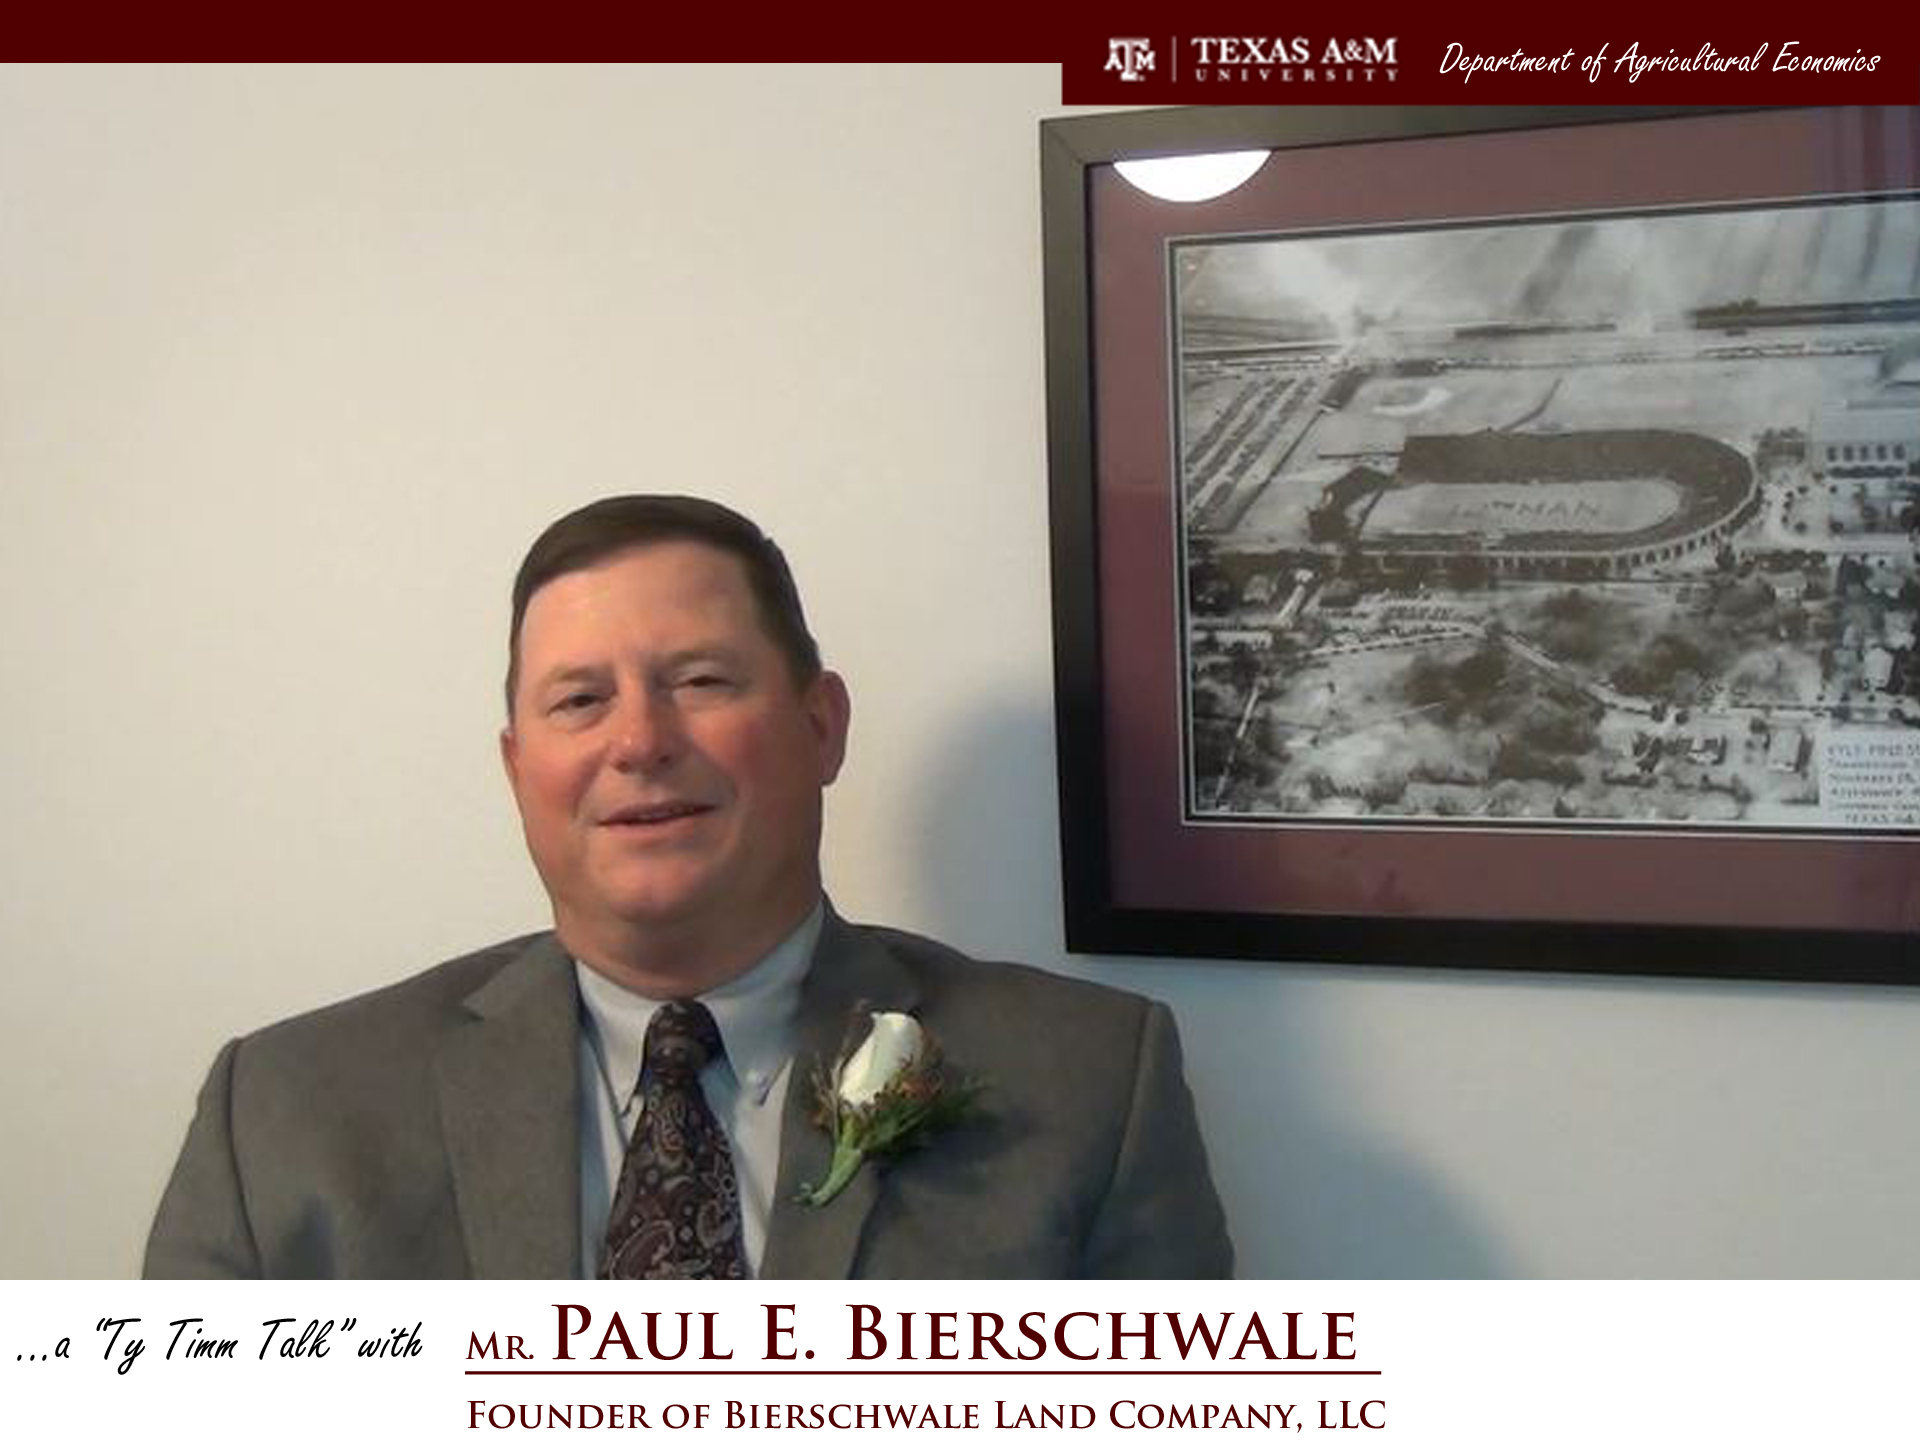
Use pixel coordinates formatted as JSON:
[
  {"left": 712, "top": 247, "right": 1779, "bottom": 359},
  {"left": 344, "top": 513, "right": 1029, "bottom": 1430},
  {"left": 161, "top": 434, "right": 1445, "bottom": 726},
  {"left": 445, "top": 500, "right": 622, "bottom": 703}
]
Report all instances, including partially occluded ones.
[
  {"left": 435, "top": 935, "right": 582, "bottom": 1279},
  {"left": 759, "top": 910, "right": 919, "bottom": 1280}
]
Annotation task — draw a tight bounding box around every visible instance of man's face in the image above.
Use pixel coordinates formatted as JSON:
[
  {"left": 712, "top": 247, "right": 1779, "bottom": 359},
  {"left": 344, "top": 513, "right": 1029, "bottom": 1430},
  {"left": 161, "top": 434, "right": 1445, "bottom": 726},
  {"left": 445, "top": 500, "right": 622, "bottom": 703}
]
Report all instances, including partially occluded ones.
[{"left": 501, "top": 541, "right": 849, "bottom": 973}]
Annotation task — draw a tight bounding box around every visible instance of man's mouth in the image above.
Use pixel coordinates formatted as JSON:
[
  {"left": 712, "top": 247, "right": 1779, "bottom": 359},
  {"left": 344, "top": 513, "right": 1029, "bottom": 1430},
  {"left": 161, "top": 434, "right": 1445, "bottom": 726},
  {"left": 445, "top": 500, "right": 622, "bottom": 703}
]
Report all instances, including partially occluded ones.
[{"left": 599, "top": 802, "right": 715, "bottom": 827}]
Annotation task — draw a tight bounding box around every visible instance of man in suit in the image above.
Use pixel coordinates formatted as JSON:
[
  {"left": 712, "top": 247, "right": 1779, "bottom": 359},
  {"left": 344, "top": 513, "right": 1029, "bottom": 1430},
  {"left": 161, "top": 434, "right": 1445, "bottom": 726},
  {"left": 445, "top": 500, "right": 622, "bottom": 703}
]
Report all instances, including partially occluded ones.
[{"left": 146, "top": 496, "right": 1232, "bottom": 1279}]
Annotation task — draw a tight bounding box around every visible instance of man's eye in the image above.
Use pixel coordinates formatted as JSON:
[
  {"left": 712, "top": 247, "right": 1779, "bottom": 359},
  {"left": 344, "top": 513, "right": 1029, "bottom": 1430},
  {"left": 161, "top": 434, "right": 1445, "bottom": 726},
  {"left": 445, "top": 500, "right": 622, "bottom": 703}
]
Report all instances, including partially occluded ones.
[
  {"left": 551, "top": 693, "right": 604, "bottom": 713},
  {"left": 680, "top": 673, "right": 734, "bottom": 690}
]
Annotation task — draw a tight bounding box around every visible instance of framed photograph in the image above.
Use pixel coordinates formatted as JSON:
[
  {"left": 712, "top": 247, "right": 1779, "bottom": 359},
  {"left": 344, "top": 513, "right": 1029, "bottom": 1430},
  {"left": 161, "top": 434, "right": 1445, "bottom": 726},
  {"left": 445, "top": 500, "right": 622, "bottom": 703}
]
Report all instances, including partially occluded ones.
[{"left": 1041, "top": 105, "right": 1920, "bottom": 983}]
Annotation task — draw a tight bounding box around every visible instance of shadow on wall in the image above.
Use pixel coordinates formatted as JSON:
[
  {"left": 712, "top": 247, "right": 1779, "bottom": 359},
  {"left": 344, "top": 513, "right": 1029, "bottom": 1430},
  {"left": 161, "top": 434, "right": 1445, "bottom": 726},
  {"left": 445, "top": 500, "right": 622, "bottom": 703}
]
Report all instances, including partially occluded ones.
[{"left": 904, "top": 690, "right": 1510, "bottom": 1278}]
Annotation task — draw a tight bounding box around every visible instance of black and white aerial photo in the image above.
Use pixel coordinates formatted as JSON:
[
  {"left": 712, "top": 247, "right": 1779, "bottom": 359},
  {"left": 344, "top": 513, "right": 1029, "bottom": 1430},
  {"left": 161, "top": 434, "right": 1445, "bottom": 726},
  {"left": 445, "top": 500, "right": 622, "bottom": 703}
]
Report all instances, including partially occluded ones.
[{"left": 1180, "top": 197, "right": 1920, "bottom": 831}]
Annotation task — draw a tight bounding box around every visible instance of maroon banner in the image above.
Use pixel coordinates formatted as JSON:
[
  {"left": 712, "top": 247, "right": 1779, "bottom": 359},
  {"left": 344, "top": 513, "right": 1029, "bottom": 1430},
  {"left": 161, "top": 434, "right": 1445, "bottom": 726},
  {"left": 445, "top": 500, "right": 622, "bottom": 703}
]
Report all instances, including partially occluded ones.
[{"left": 1063, "top": 26, "right": 1918, "bottom": 105}]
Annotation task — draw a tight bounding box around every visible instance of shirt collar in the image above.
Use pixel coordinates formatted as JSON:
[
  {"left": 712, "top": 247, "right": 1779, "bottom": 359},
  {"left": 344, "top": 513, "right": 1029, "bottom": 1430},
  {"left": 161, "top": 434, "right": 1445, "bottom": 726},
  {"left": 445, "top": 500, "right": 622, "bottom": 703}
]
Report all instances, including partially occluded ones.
[{"left": 573, "top": 903, "right": 822, "bottom": 1112}]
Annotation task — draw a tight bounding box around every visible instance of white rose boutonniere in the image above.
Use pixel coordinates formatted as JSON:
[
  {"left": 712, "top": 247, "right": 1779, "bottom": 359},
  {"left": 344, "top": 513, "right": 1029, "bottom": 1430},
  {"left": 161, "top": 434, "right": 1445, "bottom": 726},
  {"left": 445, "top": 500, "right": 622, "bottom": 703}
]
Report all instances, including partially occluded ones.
[{"left": 796, "top": 1009, "right": 982, "bottom": 1208}]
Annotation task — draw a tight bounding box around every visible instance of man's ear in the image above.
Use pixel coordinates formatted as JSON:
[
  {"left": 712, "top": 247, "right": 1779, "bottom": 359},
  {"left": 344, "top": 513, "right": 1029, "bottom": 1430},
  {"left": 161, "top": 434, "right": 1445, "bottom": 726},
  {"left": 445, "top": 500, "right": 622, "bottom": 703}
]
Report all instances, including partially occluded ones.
[
  {"left": 500, "top": 725, "right": 521, "bottom": 794},
  {"left": 807, "top": 670, "right": 852, "bottom": 786}
]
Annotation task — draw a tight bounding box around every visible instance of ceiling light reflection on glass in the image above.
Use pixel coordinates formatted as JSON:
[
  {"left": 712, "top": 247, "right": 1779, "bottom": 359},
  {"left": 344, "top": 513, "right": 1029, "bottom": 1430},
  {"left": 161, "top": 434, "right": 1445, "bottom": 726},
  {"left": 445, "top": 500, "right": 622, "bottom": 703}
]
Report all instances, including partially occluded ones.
[{"left": 1113, "top": 150, "right": 1271, "bottom": 203}]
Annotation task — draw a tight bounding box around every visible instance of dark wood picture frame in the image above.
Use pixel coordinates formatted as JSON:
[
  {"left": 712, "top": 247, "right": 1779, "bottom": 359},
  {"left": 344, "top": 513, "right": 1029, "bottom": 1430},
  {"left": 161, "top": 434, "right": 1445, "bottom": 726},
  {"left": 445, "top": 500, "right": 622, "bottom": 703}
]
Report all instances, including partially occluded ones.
[{"left": 1041, "top": 105, "right": 1920, "bottom": 984}]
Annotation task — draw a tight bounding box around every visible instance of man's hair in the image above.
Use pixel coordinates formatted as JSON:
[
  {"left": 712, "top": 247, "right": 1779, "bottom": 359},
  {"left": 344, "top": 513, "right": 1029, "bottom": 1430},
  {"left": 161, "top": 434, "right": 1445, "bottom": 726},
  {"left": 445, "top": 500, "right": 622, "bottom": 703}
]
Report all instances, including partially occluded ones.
[{"left": 505, "top": 494, "right": 822, "bottom": 714}]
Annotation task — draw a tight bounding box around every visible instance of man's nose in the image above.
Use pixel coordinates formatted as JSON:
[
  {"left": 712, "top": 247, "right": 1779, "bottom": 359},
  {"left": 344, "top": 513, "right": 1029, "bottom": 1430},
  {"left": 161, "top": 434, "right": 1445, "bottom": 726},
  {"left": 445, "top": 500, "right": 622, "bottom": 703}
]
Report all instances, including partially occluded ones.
[{"left": 609, "top": 689, "right": 681, "bottom": 772}]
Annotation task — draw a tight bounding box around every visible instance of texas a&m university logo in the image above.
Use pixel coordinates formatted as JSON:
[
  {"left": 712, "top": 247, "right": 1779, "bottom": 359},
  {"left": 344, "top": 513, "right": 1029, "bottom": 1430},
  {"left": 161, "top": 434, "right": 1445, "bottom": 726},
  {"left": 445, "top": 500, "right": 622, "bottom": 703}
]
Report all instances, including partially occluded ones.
[{"left": 1105, "top": 38, "right": 1156, "bottom": 81}]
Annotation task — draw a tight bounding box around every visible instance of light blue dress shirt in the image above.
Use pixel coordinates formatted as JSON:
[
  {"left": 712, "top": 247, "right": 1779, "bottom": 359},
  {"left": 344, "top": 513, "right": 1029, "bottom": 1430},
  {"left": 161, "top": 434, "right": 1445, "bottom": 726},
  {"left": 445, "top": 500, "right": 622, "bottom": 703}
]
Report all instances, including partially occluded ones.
[{"left": 574, "top": 904, "right": 822, "bottom": 1278}]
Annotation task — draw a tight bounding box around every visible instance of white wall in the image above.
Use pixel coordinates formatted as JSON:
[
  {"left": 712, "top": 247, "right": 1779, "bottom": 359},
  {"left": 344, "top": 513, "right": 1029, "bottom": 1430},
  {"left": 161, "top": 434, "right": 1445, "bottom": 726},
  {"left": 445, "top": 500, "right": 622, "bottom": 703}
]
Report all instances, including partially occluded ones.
[{"left": 3, "top": 64, "right": 1916, "bottom": 1279}]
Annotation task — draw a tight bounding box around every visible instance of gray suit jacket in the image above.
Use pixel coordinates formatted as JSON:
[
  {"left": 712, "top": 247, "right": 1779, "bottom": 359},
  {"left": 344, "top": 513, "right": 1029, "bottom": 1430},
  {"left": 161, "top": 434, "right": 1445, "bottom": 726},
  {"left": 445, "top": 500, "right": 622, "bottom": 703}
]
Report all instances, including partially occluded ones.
[{"left": 144, "top": 911, "right": 1233, "bottom": 1278}]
